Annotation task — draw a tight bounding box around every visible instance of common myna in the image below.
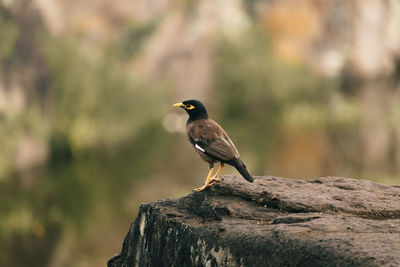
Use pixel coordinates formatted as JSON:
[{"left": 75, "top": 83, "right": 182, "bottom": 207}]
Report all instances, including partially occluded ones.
[{"left": 173, "top": 99, "right": 254, "bottom": 191}]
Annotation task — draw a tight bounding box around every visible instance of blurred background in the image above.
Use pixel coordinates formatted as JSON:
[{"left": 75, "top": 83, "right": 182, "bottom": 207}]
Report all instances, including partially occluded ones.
[{"left": 1, "top": 0, "right": 400, "bottom": 266}]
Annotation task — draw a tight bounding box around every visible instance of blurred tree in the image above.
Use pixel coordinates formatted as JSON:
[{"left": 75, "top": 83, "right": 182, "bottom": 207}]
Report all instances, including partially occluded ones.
[
  {"left": 0, "top": 2, "right": 171, "bottom": 266},
  {"left": 215, "top": 27, "right": 333, "bottom": 176}
]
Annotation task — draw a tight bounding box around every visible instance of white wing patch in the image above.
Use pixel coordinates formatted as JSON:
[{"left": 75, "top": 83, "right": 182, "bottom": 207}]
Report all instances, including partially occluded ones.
[{"left": 195, "top": 144, "right": 205, "bottom": 152}]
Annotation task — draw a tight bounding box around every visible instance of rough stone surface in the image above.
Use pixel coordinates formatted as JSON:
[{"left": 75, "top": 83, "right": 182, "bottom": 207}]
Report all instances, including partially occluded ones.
[{"left": 108, "top": 175, "right": 400, "bottom": 267}]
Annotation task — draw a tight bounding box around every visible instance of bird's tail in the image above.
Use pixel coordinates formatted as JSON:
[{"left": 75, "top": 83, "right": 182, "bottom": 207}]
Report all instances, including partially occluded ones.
[{"left": 234, "top": 159, "right": 254, "bottom": 183}]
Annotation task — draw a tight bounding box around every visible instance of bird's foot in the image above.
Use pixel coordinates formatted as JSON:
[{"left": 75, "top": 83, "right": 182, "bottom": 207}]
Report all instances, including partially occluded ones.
[{"left": 193, "top": 184, "right": 209, "bottom": 192}]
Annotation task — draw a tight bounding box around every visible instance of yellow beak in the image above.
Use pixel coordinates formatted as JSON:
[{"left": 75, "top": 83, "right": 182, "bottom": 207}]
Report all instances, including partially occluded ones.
[{"left": 172, "top": 102, "right": 184, "bottom": 107}]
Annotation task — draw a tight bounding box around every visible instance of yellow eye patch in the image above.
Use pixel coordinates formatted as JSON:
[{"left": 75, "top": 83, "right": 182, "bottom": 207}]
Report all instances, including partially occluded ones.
[{"left": 186, "top": 104, "right": 195, "bottom": 110}]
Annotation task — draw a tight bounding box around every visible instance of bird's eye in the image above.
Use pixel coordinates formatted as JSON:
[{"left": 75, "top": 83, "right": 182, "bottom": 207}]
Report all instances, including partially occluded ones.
[{"left": 186, "top": 104, "right": 195, "bottom": 110}]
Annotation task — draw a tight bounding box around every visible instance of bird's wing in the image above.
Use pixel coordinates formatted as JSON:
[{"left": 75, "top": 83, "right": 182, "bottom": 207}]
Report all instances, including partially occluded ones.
[{"left": 187, "top": 119, "right": 239, "bottom": 161}]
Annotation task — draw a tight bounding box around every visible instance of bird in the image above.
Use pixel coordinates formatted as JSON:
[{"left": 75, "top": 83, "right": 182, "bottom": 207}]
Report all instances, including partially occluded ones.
[{"left": 173, "top": 99, "right": 254, "bottom": 192}]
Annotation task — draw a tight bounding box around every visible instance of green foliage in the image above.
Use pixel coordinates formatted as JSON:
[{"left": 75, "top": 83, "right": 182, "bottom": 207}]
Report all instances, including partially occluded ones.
[
  {"left": 115, "top": 20, "right": 159, "bottom": 58},
  {"left": 0, "top": 9, "right": 19, "bottom": 179},
  {"left": 214, "top": 28, "right": 361, "bottom": 174},
  {"left": 39, "top": 32, "right": 170, "bottom": 223},
  {"left": 42, "top": 36, "right": 167, "bottom": 154},
  {"left": 216, "top": 29, "right": 322, "bottom": 171},
  {"left": 0, "top": 13, "right": 17, "bottom": 61},
  {"left": 0, "top": 18, "right": 171, "bottom": 266}
]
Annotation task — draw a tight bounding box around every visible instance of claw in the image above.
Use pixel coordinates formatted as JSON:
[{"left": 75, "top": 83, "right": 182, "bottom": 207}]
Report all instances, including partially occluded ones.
[{"left": 193, "top": 184, "right": 209, "bottom": 192}]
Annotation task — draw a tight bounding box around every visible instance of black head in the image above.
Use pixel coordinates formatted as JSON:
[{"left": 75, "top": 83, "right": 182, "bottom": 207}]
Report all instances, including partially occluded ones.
[{"left": 173, "top": 99, "right": 208, "bottom": 121}]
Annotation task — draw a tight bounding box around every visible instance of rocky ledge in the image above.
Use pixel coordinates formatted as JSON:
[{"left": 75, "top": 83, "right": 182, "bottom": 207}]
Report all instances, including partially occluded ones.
[{"left": 108, "top": 175, "right": 400, "bottom": 267}]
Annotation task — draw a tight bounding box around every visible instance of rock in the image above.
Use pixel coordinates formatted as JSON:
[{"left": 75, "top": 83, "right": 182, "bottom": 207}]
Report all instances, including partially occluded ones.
[{"left": 108, "top": 176, "right": 400, "bottom": 267}]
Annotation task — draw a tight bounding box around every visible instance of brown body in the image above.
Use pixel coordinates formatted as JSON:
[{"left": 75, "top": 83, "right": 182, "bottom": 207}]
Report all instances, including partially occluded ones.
[{"left": 186, "top": 119, "right": 241, "bottom": 166}]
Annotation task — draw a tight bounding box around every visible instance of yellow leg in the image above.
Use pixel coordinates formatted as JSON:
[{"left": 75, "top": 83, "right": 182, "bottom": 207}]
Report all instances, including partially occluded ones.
[
  {"left": 193, "top": 167, "right": 214, "bottom": 192},
  {"left": 210, "top": 163, "right": 224, "bottom": 182}
]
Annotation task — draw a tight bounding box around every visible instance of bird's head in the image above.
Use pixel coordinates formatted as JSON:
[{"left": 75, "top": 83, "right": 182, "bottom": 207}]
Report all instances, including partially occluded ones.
[{"left": 173, "top": 99, "right": 208, "bottom": 121}]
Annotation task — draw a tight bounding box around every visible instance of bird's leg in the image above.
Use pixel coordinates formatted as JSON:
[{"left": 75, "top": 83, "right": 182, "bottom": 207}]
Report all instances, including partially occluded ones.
[
  {"left": 210, "top": 163, "right": 224, "bottom": 183},
  {"left": 193, "top": 167, "right": 214, "bottom": 192}
]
